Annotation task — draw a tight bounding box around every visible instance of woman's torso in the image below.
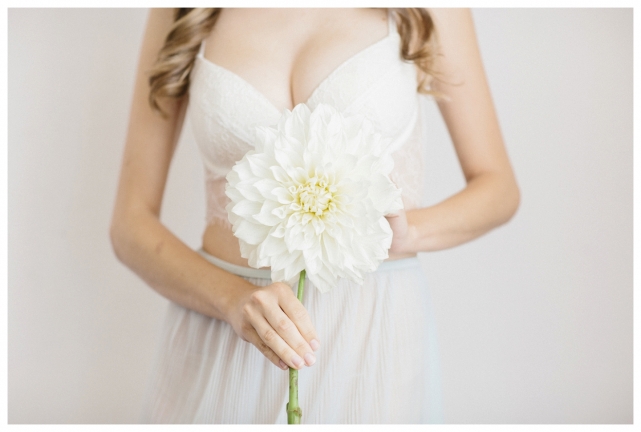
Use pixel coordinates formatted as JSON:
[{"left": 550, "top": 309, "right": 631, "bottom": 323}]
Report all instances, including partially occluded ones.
[{"left": 189, "top": 8, "right": 425, "bottom": 267}]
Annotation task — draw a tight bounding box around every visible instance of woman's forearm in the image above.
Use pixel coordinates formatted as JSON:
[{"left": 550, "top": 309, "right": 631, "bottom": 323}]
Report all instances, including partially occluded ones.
[
  {"left": 405, "top": 171, "right": 520, "bottom": 253},
  {"left": 110, "top": 212, "right": 255, "bottom": 322}
]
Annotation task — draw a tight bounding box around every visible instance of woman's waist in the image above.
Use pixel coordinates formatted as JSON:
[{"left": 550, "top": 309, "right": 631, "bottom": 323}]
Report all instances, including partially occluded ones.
[
  {"left": 201, "top": 222, "right": 418, "bottom": 278},
  {"left": 198, "top": 247, "right": 420, "bottom": 281}
]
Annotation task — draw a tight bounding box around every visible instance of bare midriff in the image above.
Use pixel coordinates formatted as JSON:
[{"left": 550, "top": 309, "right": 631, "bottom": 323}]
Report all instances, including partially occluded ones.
[{"left": 201, "top": 222, "right": 416, "bottom": 268}]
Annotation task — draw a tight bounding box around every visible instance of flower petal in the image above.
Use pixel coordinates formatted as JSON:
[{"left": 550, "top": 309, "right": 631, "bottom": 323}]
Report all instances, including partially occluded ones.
[{"left": 225, "top": 102, "right": 403, "bottom": 293}]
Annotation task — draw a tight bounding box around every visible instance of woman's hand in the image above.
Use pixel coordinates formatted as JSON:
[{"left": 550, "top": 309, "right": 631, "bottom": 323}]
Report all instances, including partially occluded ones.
[
  {"left": 226, "top": 282, "right": 320, "bottom": 371},
  {"left": 386, "top": 208, "right": 418, "bottom": 256}
]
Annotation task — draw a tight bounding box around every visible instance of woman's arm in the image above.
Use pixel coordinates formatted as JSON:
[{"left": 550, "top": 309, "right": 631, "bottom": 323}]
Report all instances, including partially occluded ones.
[
  {"left": 389, "top": 8, "right": 520, "bottom": 255},
  {"left": 110, "top": 9, "right": 318, "bottom": 371}
]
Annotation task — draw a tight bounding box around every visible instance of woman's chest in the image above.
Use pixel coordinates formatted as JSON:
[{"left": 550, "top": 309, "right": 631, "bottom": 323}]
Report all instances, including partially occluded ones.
[
  {"left": 187, "top": 9, "right": 420, "bottom": 171},
  {"left": 200, "top": 8, "right": 392, "bottom": 112}
]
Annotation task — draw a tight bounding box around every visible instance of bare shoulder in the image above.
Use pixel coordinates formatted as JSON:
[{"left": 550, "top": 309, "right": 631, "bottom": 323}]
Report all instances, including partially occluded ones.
[
  {"left": 137, "top": 9, "right": 177, "bottom": 91},
  {"left": 130, "top": 8, "right": 188, "bottom": 126},
  {"left": 426, "top": 7, "right": 474, "bottom": 36},
  {"left": 425, "top": 8, "right": 480, "bottom": 82},
  {"left": 426, "top": 8, "right": 486, "bottom": 110},
  {"left": 145, "top": 8, "right": 177, "bottom": 41},
  {"left": 426, "top": 8, "right": 472, "bottom": 22}
]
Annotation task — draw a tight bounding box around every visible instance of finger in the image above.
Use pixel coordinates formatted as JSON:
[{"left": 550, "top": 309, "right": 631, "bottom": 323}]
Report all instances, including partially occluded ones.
[
  {"left": 385, "top": 209, "right": 408, "bottom": 237},
  {"left": 264, "top": 305, "right": 316, "bottom": 367},
  {"left": 251, "top": 313, "right": 306, "bottom": 370},
  {"left": 244, "top": 326, "right": 289, "bottom": 371},
  {"left": 279, "top": 291, "right": 320, "bottom": 352}
]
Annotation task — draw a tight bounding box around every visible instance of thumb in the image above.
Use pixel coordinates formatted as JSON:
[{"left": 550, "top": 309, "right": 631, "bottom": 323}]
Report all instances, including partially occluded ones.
[{"left": 385, "top": 208, "right": 408, "bottom": 237}]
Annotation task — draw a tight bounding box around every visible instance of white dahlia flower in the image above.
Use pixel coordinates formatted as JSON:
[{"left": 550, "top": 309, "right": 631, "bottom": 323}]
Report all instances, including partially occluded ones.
[{"left": 225, "top": 103, "right": 403, "bottom": 293}]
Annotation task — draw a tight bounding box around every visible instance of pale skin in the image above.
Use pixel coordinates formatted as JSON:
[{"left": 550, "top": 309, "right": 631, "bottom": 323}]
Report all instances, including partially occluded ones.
[{"left": 110, "top": 8, "right": 520, "bottom": 372}]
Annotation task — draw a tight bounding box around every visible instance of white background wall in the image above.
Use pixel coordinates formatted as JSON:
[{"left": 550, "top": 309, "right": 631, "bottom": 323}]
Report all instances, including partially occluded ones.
[{"left": 8, "top": 8, "right": 632, "bottom": 423}]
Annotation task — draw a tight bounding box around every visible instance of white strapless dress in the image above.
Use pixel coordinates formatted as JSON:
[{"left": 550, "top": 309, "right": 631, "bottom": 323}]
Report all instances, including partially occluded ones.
[{"left": 141, "top": 9, "right": 443, "bottom": 424}]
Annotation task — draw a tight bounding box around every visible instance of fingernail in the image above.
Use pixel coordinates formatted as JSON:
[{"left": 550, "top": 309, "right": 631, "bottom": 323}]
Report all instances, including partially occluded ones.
[
  {"left": 279, "top": 360, "right": 288, "bottom": 370},
  {"left": 310, "top": 339, "right": 320, "bottom": 351},
  {"left": 292, "top": 355, "right": 304, "bottom": 368},
  {"left": 304, "top": 352, "right": 316, "bottom": 366}
]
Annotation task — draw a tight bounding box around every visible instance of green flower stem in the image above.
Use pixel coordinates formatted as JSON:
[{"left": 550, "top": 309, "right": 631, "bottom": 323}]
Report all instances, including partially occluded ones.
[{"left": 286, "top": 269, "right": 306, "bottom": 424}]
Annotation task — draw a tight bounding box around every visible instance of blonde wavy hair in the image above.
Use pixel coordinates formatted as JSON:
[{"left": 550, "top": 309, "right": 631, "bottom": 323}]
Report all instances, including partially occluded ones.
[{"left": 148, "top": 8, "right": 439, "bottom": 115}]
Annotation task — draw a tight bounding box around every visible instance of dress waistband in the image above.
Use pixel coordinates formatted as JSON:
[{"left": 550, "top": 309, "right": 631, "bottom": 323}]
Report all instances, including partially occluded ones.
[{"left": 197, "top": 248, "right": 420, "bottom": 280}]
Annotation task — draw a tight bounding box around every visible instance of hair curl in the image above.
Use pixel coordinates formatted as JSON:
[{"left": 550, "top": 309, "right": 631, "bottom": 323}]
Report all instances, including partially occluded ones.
[{"left": 148, "top": 8, "right": 440, "bottom": 115}]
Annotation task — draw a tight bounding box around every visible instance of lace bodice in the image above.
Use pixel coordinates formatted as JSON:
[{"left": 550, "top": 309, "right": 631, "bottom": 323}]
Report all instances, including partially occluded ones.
[{"left": 188, "top": 10, "right": 425, "bottom": 228}]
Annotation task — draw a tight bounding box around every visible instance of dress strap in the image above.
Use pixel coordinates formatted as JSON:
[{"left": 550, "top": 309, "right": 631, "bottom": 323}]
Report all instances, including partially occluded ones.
[{"left": 198, "top": 39, "right": 206, "bottom": 57}]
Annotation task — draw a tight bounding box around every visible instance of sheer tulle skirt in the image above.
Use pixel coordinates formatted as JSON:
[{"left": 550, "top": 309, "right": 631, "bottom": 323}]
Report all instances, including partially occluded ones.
[{"left": 141, "top": 250, "right": 443, "bottom": 424}]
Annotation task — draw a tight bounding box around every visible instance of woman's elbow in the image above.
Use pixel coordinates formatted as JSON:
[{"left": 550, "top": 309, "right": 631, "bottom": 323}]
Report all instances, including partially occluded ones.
[
  {"left": 109, "top": 207, "right": 160, "bottom": 265},
  {"left": 109, "top": 216, "right": 128, "bottom": 264},
  {"left": 499, "top": 177, "right": 521, "bottom": 225},
  {"left": 109, "top": 210, "right": 141, "bottom": 265}
]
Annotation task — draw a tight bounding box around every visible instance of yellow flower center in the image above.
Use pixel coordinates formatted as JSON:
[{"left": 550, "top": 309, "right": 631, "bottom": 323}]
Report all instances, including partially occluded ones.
[{"left": 292, "top": 177, "right": 337, "bottom": 217}]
